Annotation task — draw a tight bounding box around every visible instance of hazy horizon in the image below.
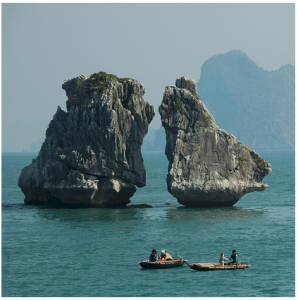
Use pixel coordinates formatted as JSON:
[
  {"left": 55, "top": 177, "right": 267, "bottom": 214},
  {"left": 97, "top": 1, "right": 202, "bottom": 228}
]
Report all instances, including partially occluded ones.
[{"left": 2, "top": 3, "right": 295, "bottom": 152}]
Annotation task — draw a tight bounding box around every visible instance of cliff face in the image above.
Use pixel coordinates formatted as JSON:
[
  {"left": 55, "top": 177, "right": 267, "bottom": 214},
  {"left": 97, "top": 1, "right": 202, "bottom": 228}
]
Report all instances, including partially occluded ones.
[
  {"left": 159, "top": 76, "right": 271, "bottom": 207},
  {"left": 18, "top": 72, "right": 155, "bottom": 207}
]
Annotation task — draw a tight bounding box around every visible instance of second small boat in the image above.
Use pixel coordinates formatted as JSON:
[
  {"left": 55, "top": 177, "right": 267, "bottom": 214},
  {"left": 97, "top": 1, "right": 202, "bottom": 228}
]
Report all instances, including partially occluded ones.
[
  {"left": 176, "top": 253, "right": 251, "bottom": 271},
  {"left": 188, "top": 262, "right": 251, "bottom": 271}
]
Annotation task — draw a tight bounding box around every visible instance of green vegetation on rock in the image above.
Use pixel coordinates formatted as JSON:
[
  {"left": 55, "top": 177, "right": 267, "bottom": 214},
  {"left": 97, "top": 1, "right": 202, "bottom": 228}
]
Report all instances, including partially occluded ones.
[
  {"left": 89, "top": 71, "right": 134, "bottom": 92},
  {"left": 236, "top": 155, "right": 247, "bottom": 176},
  {"left": 174, "top": 101, "right": 183, "bottom": 113},
  {"left": 254, "top": 157, "right": 270, "bottom": 168},
  {"left": 243, "top": 145, "right": 253, "bottom": 152},
  {"left": 202, "top": 114, "right": 212, "bottom": 126},
  {"left": 236, "top": 156, "right": 247, "bottom": 167},
  {"left": 67, "top": 71, "right": 134, "bottom": 110},
  {"left": 191, "top": 92, "right": 201, "bottom": 100}
]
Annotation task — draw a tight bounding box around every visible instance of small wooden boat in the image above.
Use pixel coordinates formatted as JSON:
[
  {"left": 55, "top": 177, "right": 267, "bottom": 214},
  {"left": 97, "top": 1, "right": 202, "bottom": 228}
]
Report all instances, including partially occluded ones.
[
  {"left": 138, "top": 258, "right": 187, "bottom": 269},
  {"left": 188, "top": 262, "right": 251, "bottom": 271},
  {"left": 176, "top": 253, "right": 251, "bottom": 271}
]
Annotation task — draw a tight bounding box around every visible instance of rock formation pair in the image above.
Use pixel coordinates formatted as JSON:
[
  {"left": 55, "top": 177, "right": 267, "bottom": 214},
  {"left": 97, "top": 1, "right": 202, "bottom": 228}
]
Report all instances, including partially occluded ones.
[{"left": 18, "top": 72, "right": 271, "bottom": 208}]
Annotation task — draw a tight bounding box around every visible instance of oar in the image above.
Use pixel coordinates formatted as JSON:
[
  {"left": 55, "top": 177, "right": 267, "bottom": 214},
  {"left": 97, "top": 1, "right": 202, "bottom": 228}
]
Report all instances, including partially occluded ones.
[{"left": 176, "top": 252, "right": 191, "bottom": 268}]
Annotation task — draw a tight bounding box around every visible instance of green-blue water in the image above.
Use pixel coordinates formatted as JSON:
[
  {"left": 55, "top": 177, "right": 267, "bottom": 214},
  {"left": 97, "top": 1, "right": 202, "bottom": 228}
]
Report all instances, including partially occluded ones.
[{"left": 2, "top": 151, "right": 295, "bottom": 297}]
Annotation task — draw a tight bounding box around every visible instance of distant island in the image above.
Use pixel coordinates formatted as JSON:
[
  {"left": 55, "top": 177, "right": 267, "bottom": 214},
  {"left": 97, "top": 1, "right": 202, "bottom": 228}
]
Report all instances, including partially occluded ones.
[
  {"left": 30, "top": 138, "right": 44, "bottom": 152},
  {"left": 142, "top": 126, "right": 166, "bottom": 151},
  {"left": 197, "top": 50, "right": 294, "bottom": 150}
]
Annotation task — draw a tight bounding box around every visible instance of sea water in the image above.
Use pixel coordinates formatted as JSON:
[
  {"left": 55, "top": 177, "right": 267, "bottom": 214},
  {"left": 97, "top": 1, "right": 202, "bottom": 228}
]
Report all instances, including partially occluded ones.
[{"left": 2, "top": 150, "right": 295, "bottom": 297}]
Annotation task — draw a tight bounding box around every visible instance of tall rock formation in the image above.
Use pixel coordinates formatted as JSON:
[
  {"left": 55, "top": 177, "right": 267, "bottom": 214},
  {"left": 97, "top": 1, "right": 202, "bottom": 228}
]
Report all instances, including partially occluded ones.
[
  {"left": 18, "top": 72, "right": 155, "bottom": 207},
  {"left": 159, "top": 76, "right": 272, "bottom": 207}
]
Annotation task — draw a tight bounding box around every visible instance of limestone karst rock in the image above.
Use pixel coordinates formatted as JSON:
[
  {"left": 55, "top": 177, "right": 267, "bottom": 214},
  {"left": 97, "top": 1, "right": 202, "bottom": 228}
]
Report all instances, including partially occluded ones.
[
  {"left": 18, "top": 72, "right": 155, "bottom": 207},
  {"left": 159, "top": 76, "right": 272, "bottom": 207}
]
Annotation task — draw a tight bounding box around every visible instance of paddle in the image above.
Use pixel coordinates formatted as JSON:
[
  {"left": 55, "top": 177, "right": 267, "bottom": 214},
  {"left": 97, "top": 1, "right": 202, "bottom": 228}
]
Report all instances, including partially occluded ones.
[{"left": 175, "top": 252, "right": 191, "bottom": 267}]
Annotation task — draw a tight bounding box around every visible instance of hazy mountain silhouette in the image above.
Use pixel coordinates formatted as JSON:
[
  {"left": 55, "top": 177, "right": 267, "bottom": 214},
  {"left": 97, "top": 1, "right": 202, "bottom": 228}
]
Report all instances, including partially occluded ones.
[
  {"left": 142, "top": 126, "right": 165, "bottom": 151},
  {"left": 197, "top": 50, "right": 294, "bottom": 149}
]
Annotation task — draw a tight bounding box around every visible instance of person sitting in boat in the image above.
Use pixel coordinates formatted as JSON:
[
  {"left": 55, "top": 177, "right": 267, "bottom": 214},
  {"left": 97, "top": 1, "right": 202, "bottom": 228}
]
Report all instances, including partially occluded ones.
[
  {"left": 149, "top": 249, "right": 158, "bottom": 262},
  {"left": 219, "top": 253, "right": 229, "bottom": 267},
  {"left": 160, "top": 249, "right": 173, "bottom": 261},
  {"left": 230, "top": 249, "right": 238, "bottom": 263}
]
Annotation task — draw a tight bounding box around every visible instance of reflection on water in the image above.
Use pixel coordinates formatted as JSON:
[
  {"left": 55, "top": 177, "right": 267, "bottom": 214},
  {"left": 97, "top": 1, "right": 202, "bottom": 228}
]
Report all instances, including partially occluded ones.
[
  {"left": 2, "top": 203, "right": 40, "bottom": 210},
  {"left": 2, "top": 203, "right": 266, "bottom": 225},
  {"left": 141, "top": 207, "right": 169, "bottom": 221},
  {"left": 35, "top": 207, "right": 146, "bottom": 223},
  {"left": 166, "top": 206, "right": 266, "bottom": 222},
  {"left": 2, "top": 203, "right": 147, "bottom": 223}
]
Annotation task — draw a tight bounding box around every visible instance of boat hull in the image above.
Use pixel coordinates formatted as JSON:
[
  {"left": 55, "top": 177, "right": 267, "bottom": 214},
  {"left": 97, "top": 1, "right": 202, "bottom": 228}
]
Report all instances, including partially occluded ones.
[
  {"left": 189, "top": 262, "right": 251, "bottom": 271},
  {"left": 139, "top": 259, "right": 186, "bottom": 269}
]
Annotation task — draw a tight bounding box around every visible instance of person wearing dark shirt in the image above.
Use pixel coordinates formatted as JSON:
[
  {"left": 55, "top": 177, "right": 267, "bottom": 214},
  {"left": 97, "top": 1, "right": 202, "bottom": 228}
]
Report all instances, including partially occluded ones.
[
  {"left": 230, "top": 250, "right": 238, "bottom": 263},
  {"left": 149, "top": 249, "right": 158, "bottom": 262}
]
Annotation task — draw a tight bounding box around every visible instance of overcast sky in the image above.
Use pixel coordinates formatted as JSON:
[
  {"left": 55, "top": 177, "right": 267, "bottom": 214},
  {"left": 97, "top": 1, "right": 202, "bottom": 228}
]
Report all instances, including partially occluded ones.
[{"left": 2, "top": 3, "right": 295, "bottom": 152}]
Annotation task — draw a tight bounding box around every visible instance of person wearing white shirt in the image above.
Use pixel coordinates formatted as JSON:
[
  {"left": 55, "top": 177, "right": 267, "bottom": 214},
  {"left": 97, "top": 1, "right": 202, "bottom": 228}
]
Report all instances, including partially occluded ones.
[{"left": 219, "top": 252, "right": 229, "bottom": 267}]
